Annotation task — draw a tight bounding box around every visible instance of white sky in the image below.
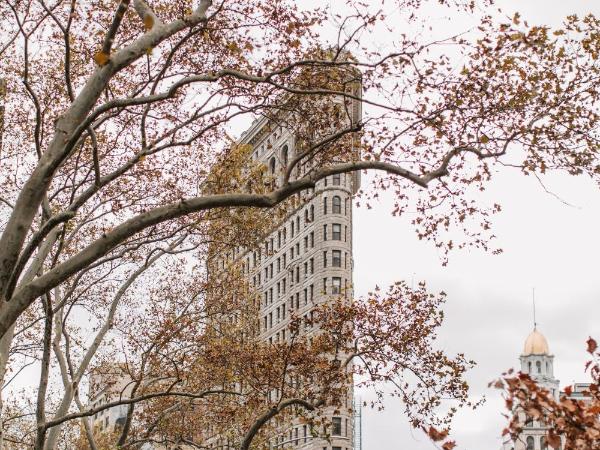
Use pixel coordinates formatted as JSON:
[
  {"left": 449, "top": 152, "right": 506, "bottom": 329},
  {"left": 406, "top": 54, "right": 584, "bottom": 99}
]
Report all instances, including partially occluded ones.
[{"left": 353, "top": 2, "right": 600, "bottom": 449}]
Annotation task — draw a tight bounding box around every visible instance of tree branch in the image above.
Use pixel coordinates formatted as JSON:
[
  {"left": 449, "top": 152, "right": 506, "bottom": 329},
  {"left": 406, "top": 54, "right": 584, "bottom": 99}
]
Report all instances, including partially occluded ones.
[{"left": 240, "top": 398, "right": 322, "bottom": 450}]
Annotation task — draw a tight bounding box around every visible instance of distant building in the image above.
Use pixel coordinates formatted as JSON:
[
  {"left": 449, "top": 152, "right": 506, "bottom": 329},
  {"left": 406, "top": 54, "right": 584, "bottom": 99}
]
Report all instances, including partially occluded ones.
[
  {"left": 88, "top": 365, "right": 132, "bottom": 435},
  {"left": 205, "top": 114, "right": 360, "bottom": 449},
  {"left": 501, "top": 329, "right": 591, "bottom": 450}
]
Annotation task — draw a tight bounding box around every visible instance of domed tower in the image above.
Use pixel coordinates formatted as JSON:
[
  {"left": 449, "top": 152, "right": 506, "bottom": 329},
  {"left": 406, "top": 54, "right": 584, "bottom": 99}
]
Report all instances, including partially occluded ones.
[
  {"left": 519, "top": 328, "right": 559, "bottom": 400},
  {"left": 502, "top": 329, "right": 562, "bottom": 450}
]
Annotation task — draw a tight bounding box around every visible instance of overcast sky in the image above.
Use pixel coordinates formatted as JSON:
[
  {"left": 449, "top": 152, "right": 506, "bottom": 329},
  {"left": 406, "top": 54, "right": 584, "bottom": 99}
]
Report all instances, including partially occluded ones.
[{"left": 353, "top": 2, "right": 600, "bottom": 449}]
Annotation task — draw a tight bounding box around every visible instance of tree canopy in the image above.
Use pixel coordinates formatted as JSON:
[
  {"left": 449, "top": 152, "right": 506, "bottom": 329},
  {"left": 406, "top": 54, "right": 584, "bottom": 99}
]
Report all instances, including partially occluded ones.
[{"left": 0, "top": 0, "right": 598, "bottom": 448}]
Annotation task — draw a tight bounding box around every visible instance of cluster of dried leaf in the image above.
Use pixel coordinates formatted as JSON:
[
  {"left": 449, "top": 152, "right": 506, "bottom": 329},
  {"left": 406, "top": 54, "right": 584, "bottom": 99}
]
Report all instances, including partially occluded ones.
[
  {"left": 0, "top": 0, "right": 598, "bottom": 449},
  {"left": 496, "top": 338, "right": 600, "bottom": 450}
]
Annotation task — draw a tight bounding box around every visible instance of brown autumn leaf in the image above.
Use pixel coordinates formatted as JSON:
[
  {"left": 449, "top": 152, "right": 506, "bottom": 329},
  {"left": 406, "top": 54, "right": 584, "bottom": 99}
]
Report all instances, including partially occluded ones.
[
  {"left": 587, "top": 337, "right": 598, "bottom": 354},
  {"left": 547, "top": 431, "right": 561, "bottom": 449},
  {"left": 427, "top": 426, "right": 449, "bottom": 441},
  {"left": 143, "top": 14, "right": 154, "bottom": 31},
  {"left": 442, "top": 441, "right": 457, "bottom": 450},
  {"left": 93, "top": 51, "right": 110, "bottom": 66}
]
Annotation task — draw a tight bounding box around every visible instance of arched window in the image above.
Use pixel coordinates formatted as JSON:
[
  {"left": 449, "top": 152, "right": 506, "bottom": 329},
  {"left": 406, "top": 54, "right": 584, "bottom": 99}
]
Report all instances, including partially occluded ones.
[
  {"left": 281, "top": 145, "right": 289, "bottom": 166},
  {"left": 332, "top": 196, "right": 342, "bottom": 214},
  {"left": 526, "top": 436, "right": 535, "bottom": 450},
  {"left": 540, "top": 436, "right": 548, "bottom": 450},
  {"left": 269, "top": 157, "right": 276, "bottom": 175},
  {"left": 536, "top": 361, "right": 542, "bottom": 374}
]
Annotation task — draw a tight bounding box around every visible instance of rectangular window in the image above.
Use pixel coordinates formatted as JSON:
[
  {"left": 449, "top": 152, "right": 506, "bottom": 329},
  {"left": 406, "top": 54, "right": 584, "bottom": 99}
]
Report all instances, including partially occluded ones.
[
  {"left": 304, "top": 236, "right": 308, "bottom": 250},
  {"left": 310, "top": 284, "right": 314, "bottom": 300},
  {"left": 304, "top": 262, "right": 308, "bottom": 277},
  {"left": 304, "top": 288, "right": 307, "bottom": 305},
  {"left": 277, "top": 257, "right": 280, "bottom": 273},
  {"left": 310, "top": 231, "right": 314, "bottom": 248},
  {"left": 332, "top": 277, "right": 342, "bottom": 295},
  {"left": 332, "top": 417, "right": 342, "bottom": 436},
  {"left": 324, "top": 197, "right": 328, "bottom": 214},
  {"left": 332, "top": 223, "right": 341, "bottom": 240},
  {"left": 333, "top": 173, "right": 341, "bottom": 185},
  {"left": 291, "top": 247, "right": 294, "bottom": 259},
  {"left": 310, "top": 258, "right": 314, "bottom": 274},
  {"left": 332, "top": 250, "right": 341, "bottom": 267},
  {"left": 323, "top": 224, "right": 328, "bottom": 241},
  {"left": 323, "top": 278, "right": 327, "bottom": 294},
  {"left": 323, "top": 251, "right": 328, "bottom": 268},
  {"left": 296, "top": 242, "right": 300, "bottom": 256}
]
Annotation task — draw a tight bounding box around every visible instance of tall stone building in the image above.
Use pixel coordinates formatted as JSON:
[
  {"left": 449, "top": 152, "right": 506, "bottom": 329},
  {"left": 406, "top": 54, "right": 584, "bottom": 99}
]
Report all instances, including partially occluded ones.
[
  {"left": 87, "top": 74, "right": 362, "bottom": 448},
  {"left": 228, "top": 112, "right": 361, "bottom": 450}
]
